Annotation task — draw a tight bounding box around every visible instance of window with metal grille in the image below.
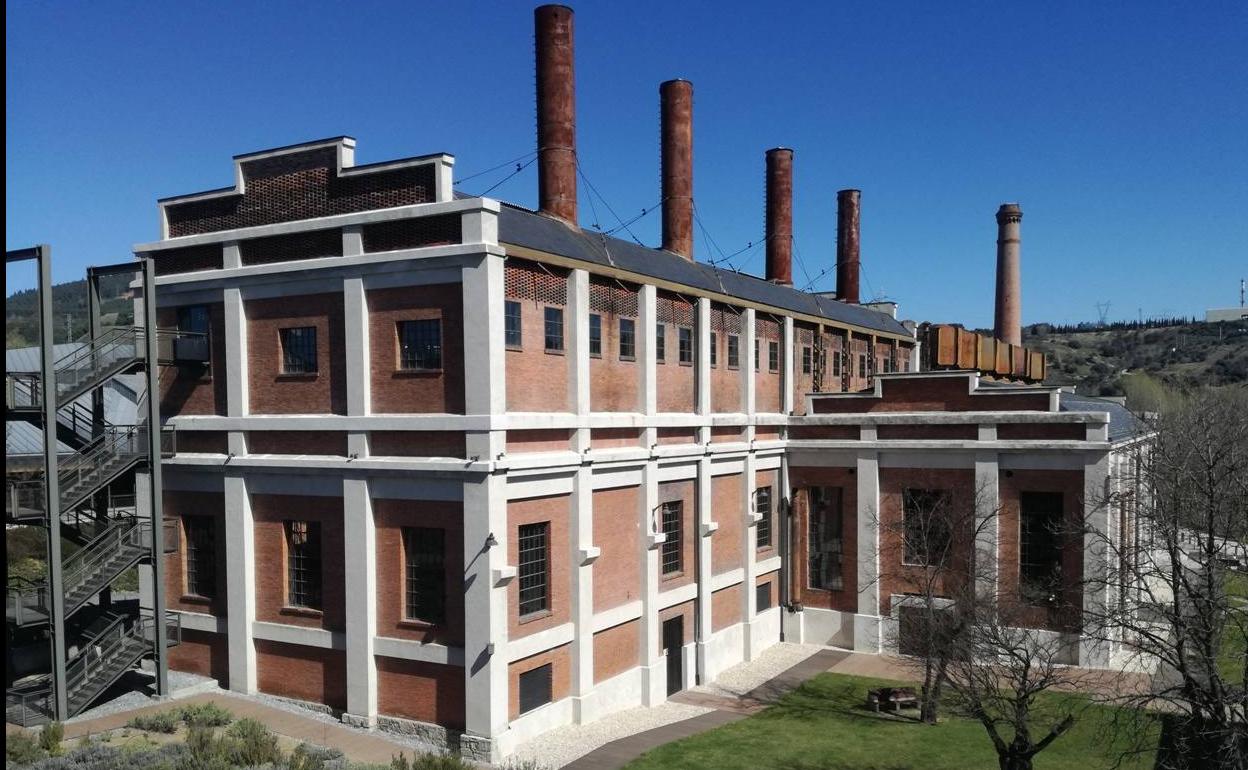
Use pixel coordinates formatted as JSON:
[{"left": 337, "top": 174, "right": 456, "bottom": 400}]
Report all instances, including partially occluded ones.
[
  {"left": 518, "top": 523, "right": 549, "bottom": 617},
  {"left": 755, "top": 487, "right": 773, "bottom": 549},
  {"left": 285, "top": 520, "right": 322, "bottom": 609},
  {"left": 678, "top": 327, "right": 693, "bottom": 364},
  {"left": 280, "top": 327, "right": 317, "bottom": 374},
  {"left": 903, "top": 489, "right": 952, "bottom": 566},
  {"left": 518, "top": 663, "right": 553, "bottom": 714},
  {"left": 655, "top": 323, "right": 666, "bottom": 362},
  {"left": 755, "top": 339, "right": 760, "bottom": 372},
  {"left": 727, "top": 335, "right": 740, "bottom": 369},
  {"left": 858, "top": 353, "right": 868, "bottom": 379},
  {"left": 177, "top": 305, "right": 210, "bottom": 334},
  {"left": 589, "top": 314, "right": 603, "bottom": 357},
  {"left": 404, "top": 527, "right": 446, "bottom": 623},
  {"left": 1020, "top": 492, "right": 1063, "bottom": 602},
  {"left": 768, "top": 341, "right": 779, "bottom": 372},
  {"left": 505, "top": 300, "right": 522, "bottom": 349},
  {"left": 183, "top": 516, "right": 215, "bottom": 598},
  {"left": 808, "top": 487, "right": 844, "bottom": 590},
  {"left": 619, "top": 318, "right": 636, "bottom": 360},
  {"left": 833, "top": 347, "right": 842, "bottom": 377},
  {"left": 397, "top": 319, "right": 442, "bottom": 371},
  {"left": 661, "top": 502, "right": 682, "bottom": 575},
  {"left": 756, "top": 582, "right": 772, "bottom": 612},
  {"left": 544, "top": 307, "right": 564, "bottom": 352},
  {"left": 802, "top": 346, "right": 812, "bottom": 374}
]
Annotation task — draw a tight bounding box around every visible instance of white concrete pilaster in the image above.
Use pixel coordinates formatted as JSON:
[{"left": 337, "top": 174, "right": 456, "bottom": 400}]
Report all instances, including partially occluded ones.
[
  {"left": 742, "top": 309, "right": 756, "bottom": 441},
  {"left": 640, "top": 286, "right": 658, "bottom": 450},
  {"left": 342, "top": 225, "right": 363, "bottom": 257},
  {"left": 570, "top": 464, "right": 596, "bottom": 722},
  {"left": 224, "top": 473, "right": 256, "bottom": 693},
  {"left": 569, "top": 270, "right": 590, "bottom": 431},
  {"left": 1080, "top": 452, "right": 1112, "bottom": 667},
  {"left": 343, "top": 476, "right": 377, "bottom": 724},
  {"left": 782, "top": 316, "right": 795, "bottom": 415},
  {"left": 695, "top": 455, "right": 714, "bottom": 683},
  {"left": 974, "top": 425, "right": 1000, "bottom": 606},
  {"left": 695, "top": 299, "right": 711, "bottom": 444},
  {"left": 224, "top": 287, "right": 248, "bottom": 418},
  {"left": 741, "top": 452, "right": 760, "bottom": 659},
  {"left": 639, "top": 462, "right": 665, "bottom": 705},
  {"left": 343, "top": 277, "right": 370, "bottom": 416},
  {"left": 223, "top": 242, "right": 241, "bottom": 270},
  {"left": 854, "top": 435, "right": 881, "bottom": 652}
]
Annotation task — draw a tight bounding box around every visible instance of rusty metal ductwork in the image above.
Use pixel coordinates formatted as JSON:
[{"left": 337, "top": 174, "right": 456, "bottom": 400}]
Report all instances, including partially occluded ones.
[
  {"left": 660, "top": 79, "right": 694, "bottom": 259},
  {"left": 535, "top": 5, "right": 577, "bottom": 225},
  {"left": 836, "top": 189, "right": 861, "bottom": 304},
  {"left": 765, "top": 148, "right": 793, "bottom": 286},
  {"left": 994, "top": 202, "right": 1023, "bottom": 346}
]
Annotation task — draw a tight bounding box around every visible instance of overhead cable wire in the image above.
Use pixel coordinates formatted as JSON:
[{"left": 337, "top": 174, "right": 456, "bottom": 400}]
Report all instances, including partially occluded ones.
[
  {"left": 453, "top": 150, "right": 538, "bottom": 187},
  {"left": 576, "top": 163, "right": 644, "bottom": 245},
  {"left": 478, "top": 157, "right": 538, "bottom": 197}
]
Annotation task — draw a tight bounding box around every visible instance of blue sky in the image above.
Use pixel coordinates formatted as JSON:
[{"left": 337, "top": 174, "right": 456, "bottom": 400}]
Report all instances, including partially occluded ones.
[{"left": 7, "top": 1, "right": 1246, "bottom": 328}]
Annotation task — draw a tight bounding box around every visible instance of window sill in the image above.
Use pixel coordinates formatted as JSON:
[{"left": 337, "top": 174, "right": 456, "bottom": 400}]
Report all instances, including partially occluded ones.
[
  {"left": 276, "top": 373, "right": 319, "bottom": 381},
  {"left": 544, "top": 349, "right": 565, "bottom": 356},
  {"left": 280, "top": 605, "right": 324, "bottom": 618},
  {"left": 398, "top": 618, "right": 443, "bottom": 630},
  {"left": 506, "top": 345, "right": 524, "bottom": 352},
  {"left": 518, "top": 609, "right": 552, "bottom": 625},
  {"left": 660, "top": 570, "right": 685, "bottom": 582},
  {"left": 394, "top": 368, "right": 443, "bottom": 377},
  {"left": 678, "top": 361, "right": 694, "bottom": 367},
  {"left": 618, "top": 356, "right": 636, "bottom": 363},
  {"left": 179, "top": 594, "right": 215, "bottom": 605}
]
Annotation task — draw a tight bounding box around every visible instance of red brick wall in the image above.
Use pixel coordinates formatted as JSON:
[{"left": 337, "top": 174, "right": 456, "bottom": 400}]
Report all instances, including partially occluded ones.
[
  {"left": 252, "top": 494, "right": 345, "bottom": 632},
  {"left": 710, "top": 339, "right": 742, "bottom": 414},
  {"left": 370, "top": 431, "right": 466, "bottom": 458},
  {"left": 711, "top": 474, "right": 743, "bottom": 575},
  {"left": 376, "top": 656, "right": 465, "bottom": 729},
  {"left": 657, "top": 480, "right": 696, "bottom": 591},
  {"left": 507, "top": 430, "right": 571, "bottom": 454},
  {"left": 374, "top": 499, "right": 464, "bottom": 645},
  {"left": 712, "top": 583, "right": 742, "bottom": 631},
  {"left": 711, "top": 427, "right": 742, "bottom": 443},
  {"left": 248, "top": 431, "right": 347, "bottom": 455},
  {"left": 755, "top": 426, "right": 781, "bottom": 442},
  {"left": 789, "top": 425, "right": 858, "bottom": 440},
  {"left": 790, "top": 467, "right": 858, "bottom": 612},
  {"left": 656, "top": 427, "right": 696, "bottom": 446},
  {"left": 997, "top": 423, "right": 1086, "bottom": 441},
  {"left": 175, "top": 431, "right": 229, "bottom": 454},
  {"left": 755, "top": 469, "right": 779, "bottom": 561},
  {"left": 755, "top": 320, "right": 783, "bottom": 413},
  {"left": 590, "top": 429, "right": 640, "bottom": 450},
  {"left": 848, "top": 334, "right": 871, "bottom": 392},
  {"left": 592, "top": 486, "right": 641, "bottom": 613},
  {"left": 655, "top": 298, "right": 696, "bottom": 412},
  {"left": 877, "top": 424, "right": 978, "bottom": 440},
  {"left": 509, "top": 644, "right": 571, "bottom": 720},
  {"left": 756, "top": 572, "right": 779, "bottom": 609},
  {"left": 589, "top": 312, "right": 640, "bottom": 412},
  {"left": 168, "top": 629, "right": 229, "bottom": 686},
  {"left": 508, "top": 495, "right": 571, "bottom": 639},
  {"left": 247, "top": 294, "right": 346, "bottom": 415},
  {"left": 791, "top": 323, "right": 818, "bottom": 416},
  {"left": 505, "top": 300, "right": 572, "bottom": 413},
  {"left": 368, "top": 285, "right": 465, "bottom": 414},
  {"left": 163, "top": 491, "right": 227, "bottom": 616},
  {"left": 158, "top": 304, "right": 227, "bottom": 417},
  {"left": 658, "top": 600, "right": 695, "bottom": 645},
  {"left": 998, "top": 469, "right": 1085, "bottom": 631},
  {"left": 813, "top": 375, "right": 1050, "bottom": 414},
  {"left": 593, "top": 620, "right": 640, "bottom": 684},
  {"left": 255, "top": 639, "right": 347, "bottom": 711}
]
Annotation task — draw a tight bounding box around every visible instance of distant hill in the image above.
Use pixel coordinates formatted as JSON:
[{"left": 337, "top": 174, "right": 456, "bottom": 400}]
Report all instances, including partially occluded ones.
[
  {"left": 1020, "top": 319, "right": 1248, "bottom": 396},
  {"left": 6, "top": 275, "right": 134, "bottom": 348}
]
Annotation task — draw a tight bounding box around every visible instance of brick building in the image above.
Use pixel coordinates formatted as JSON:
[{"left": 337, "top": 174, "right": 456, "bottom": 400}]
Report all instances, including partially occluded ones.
[{"left": 134, "top": 6, "right": 1143, "bottom": 761}]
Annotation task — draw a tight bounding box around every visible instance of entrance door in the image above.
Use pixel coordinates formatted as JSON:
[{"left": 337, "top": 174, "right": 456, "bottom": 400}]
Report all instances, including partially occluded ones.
[{"left": 663, "top": 616, "right": 684, "bottom": 696}]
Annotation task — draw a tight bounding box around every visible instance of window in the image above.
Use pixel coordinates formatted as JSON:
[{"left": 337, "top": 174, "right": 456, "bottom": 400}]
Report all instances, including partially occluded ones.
[
  {"left": 505, "top": 300, "right": 522, "bottom": 348},
  {"left": 768, "top": 341, "right": 779, "bottom": 372},
  {"left": 285, "top": 520, "right": 322, "bottom": 609},
  {"left": 655, "top": 324, "right": 666, "bottom": 363},
  {"left": 858, "top": 353, "right": 868, "bottom": 379},
  {"left": 802, "top": 346, "right": 812, "bottom": 374},
  {"left": 754, "top": 339, "right": 760, "bottom": 372},
  {"left": 183, "top": 516, "right": 215, "bottom": 598},
  {"left": 833, "top": 349, "right": 842, "bottom": 377},
  {"left": 177, "top": 305, "right": 210, "bottom": 334},
  {"left": 518, "top": 523, "right": 549, "bottom": 617},
  {"left": 756, "top": 582, "right": 772, "bottom": 612},
  {"left": 589, "top": 314, "right": 603, "bottom": 357},
  {"left": 678, "top": 327, "right": 693, "bottom": 364},
  {"left": 903, "top": 489, "right": 952, "bottom": 566},
  {"left": 727, "top": 335, "right": 740, "bottom": 369},
  {"left": 544, "top": 307, "right": 564, "bottom": 352},
  {"left": 619, "top": 318, "right": 636, "bottom": 360},
  {"left": 755, "top": 487, "right": 773, "bottom": 549},
  {"left": 280, "top": 327, "right": 317, "bottom": 374},
  {"left": 660, "top": 502, "right": 682, "bottom": 575},
  {"left": 398, "top": 319, "right": 442, "bottom": 371},
  {"left": 709, "top": 332, "right": 718, "bottom": 367},
  {"left": 808, "top": 487, "right": 844, "bottom": 590},
  {"left": 404, "top": 527, "right": 446, "bottom": 624},
  {"left": 1020, "top": 492, "right": 1064, "bottom": 601},
  {"left": 518, "top": 663, "right": 553, "bottom": 714}
]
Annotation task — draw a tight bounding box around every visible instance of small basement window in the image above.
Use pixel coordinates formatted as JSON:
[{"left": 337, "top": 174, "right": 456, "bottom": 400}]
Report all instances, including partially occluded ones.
[{"left": 518, "top": 663, "right": 553, "bottom": 714}]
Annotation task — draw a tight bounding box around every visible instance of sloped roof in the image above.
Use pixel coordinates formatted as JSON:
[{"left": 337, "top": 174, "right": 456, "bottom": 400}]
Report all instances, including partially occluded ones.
[
  {"left": 1059, "top": 393, "right": 1149, "bottom": 443},
  {"left": 497, "top": 204, "right": 911, "bottom": 337}
]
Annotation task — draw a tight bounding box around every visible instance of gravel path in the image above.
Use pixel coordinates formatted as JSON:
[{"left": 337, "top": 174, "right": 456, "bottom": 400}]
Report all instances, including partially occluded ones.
[
  {"left": 67, "top": 669, "right": 219, "bottom": 723},
  {"left": 694, "top": 642, "right": 824, "bottom": 699}
]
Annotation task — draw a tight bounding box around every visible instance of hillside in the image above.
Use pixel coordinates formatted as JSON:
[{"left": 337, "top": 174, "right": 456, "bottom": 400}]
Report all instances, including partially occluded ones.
[
  {"left": 1021, "top": 320, "right": 1248, "bottom": 396},
  {"left": 5, "top": 275, "right": 134, "bottom": 348}
]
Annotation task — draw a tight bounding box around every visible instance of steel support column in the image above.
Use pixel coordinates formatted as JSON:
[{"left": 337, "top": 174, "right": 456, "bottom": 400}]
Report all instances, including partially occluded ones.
[{"left": 142, "top": 257, "right": 169, "bottom": 696}]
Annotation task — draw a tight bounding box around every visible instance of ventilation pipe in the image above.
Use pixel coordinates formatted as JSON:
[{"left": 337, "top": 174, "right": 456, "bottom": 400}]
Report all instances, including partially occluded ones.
[
  {"left": 835, "top": 189, "right": 861, "bottom": 304},
  {"left": 535, "top": 5, "right": 577, "bottom": 224},
  {"left": 994, "top": 203, "right": 1023, "bottom": 345},
  {"left": 660, "top": 79, "right": 694, "bottom": 259},
  {"left": 765, "top": 148, "right": 793, "bottom": 286}
]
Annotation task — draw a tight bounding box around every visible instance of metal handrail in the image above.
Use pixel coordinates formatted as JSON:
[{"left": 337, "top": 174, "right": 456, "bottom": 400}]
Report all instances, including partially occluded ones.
[
  {"left": 62, "top": 518, "right": 148, "bottom": 596},
  {"left": 64, "top": 613, "right": 131, "bottom": 699},
  {"left": 5, "top": 686, "right": 52, "bottom": 726}
]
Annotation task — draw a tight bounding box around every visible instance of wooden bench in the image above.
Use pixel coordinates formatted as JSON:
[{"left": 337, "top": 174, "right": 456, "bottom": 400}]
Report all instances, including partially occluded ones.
[{"left": 866, "top": 687, "right": 920, "bottom": 713}]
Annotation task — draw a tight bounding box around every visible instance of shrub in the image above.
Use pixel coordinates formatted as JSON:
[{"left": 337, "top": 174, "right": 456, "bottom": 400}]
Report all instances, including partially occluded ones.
[
  {"left": 128, "top": 710, "right": 179, "bottom": 733},
  {"left": 177, "top": 701, "right": 233, "bottom": 727},
  {"left": 410, "top": 751, "right": 476, "bottom": 770},
  {"left": 6, "top": 729, "right": 46, "bottom": 764},
  {"left": 223, "top": 717, "right": 281, "bottom": 766},
  {"left": 288, "top": 742, "right": 347, "bottom": 770},
  {"left": 39, "top": 721, "right": 64, "bottom": 757}
]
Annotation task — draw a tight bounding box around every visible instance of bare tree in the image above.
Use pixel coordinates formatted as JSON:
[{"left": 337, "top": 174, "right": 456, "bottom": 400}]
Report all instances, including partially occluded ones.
[{"left": 1083, "top": 386, "right": 1248, "bottom": 769}]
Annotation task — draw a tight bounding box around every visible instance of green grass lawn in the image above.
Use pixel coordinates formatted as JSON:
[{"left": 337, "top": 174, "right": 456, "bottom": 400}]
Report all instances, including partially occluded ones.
[
  {"left": 625, "top": 673, "right": 1159, "bottom": 770},
  {"left": 1221, "top": 570, "right": 1248, "bottom": 683}
]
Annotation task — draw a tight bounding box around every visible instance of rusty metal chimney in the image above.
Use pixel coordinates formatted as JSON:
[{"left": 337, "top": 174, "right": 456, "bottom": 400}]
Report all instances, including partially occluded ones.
[
  {"left": 994, "top": 203, "right": 1023, "bottom": 346},
  {"left": 836, "top": 189, "right": 861, "bottom": 304},
  {"left": 535, "top": 5, "right": 577, "bottom": 224},
  {"left": 660, "top": 79, "right": 694, "bottom": 259},
  {"left": 765, "top": 148, "right": 793, "bottom": 286}
]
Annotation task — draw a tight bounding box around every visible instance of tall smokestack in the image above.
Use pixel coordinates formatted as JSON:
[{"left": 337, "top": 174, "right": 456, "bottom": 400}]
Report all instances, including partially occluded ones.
[
  {"left": 660, "top": 79, "right": 694, "bottom": 259},
  {"left": 994, "top": 203, "right": 1023, "bottom": 346},
  {"left": 535, "top": 5, "right": 577, "bottom": 224},
  {"left": 835, "top": 189, "right": 861, "bottom": 304},
  {"left": 765, "top": 148, "right": 793, "bottom": 286}
]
